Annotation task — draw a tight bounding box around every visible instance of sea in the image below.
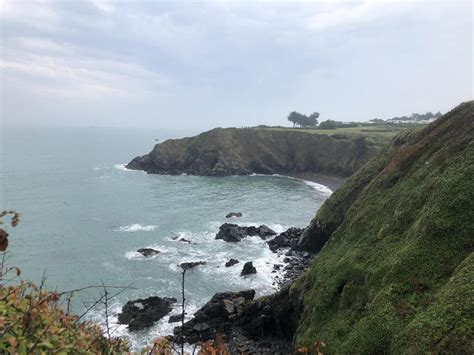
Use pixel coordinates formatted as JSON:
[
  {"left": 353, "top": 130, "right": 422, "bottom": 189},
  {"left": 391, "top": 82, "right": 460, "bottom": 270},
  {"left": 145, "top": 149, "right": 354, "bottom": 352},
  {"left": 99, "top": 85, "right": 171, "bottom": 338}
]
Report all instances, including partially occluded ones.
[{"left": 0, "top": 125, "right": 332, "bottom": 350}]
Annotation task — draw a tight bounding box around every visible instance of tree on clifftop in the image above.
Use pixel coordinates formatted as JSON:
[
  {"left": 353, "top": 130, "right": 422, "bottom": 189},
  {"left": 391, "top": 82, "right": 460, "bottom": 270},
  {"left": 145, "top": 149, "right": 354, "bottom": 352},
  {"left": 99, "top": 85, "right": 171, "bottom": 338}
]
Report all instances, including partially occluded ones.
[{"left": 287, "top": 111, "right": 319, "bottom": 128}]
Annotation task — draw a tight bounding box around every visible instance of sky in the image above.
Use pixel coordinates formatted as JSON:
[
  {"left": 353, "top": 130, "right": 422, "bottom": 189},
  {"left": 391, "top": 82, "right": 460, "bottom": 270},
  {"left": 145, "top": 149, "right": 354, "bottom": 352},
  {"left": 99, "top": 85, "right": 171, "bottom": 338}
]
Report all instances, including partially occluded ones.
[{"left": 0, "top": 0, "right": 472, "bottom": 130}]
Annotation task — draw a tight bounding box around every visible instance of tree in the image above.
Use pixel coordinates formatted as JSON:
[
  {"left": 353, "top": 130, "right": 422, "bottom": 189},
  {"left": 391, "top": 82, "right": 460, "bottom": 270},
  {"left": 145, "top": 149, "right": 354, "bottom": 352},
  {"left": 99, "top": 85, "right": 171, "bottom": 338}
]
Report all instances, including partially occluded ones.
[
  {"left": 288, "top": 111, "right": 319, "bottom": 128},
  {"left": 319, "top": 119, "right": 337, "bottom": 130},
  {"left": 308, "top": 112, "right": 320, "bottom": 126},
  {"left": 287, "top": 111, "right": 300, "bottom": 127}
]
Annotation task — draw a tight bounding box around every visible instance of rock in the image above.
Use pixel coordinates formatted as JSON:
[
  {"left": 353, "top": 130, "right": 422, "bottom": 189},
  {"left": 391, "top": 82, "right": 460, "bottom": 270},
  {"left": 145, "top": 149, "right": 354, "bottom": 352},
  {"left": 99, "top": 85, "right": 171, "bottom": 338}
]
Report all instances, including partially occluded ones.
[
  {"left": 226, "top": 212, "right": 243, "bottom": 218},
  {"left": 180, "top": 261, "right": 206, "bottom": 270},
  {"left": 117, "top": 296, "right": 177, "bottom": 330},
  {"left": 137, "top": 248, "right": 160, "bottom": 257},
  {"left": 168, "top": 314, "right": 184, "bottom": 323},
  {"left": 267, "top": 227, "right": 305, "bottom": 252},
  {"left": 257, "top": 225, "right": 277, "bottom": 239},
  {"left": 216, "top": 223, "right": 276, "bottom": 242},
  {"left": 173, "top": 289, "right": 256, "bottom": 344},
  {"left": 178, "top": 238, "right": 191, "bottom": 243},
  {"left": 241, "top": 262, "right": 257, "bottom": 276},
  {"left": 303, "top": 252, "right": 310, "bottom": 258},
  {"left": 223, "top": 299, "right": 235, "bottom": 314},
  {"left": 273, "top": 264, "right": 283, "bottom": 270},
  {"left": 225, "top": 258, "right": 239, "bottom": 267},
  {"left": 216, "top": 223, "right": 247, "bottom": 242}
]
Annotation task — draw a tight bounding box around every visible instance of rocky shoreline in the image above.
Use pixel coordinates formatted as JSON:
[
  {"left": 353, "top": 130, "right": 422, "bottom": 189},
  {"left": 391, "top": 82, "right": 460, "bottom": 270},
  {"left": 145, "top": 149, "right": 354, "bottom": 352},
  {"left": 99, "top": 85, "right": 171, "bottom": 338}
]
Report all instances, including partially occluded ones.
[{"left": 120, "top": 221, "right": 316, "bottom": 353}]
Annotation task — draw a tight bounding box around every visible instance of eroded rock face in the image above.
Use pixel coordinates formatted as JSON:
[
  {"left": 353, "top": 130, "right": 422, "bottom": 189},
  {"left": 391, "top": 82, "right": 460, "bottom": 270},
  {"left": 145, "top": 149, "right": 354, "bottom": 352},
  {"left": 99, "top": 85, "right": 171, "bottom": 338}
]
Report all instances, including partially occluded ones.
[
  {"left": 173, "top": 290, "right": 256, "bottom": 343},
  {"left": 241, "top": 262, "right": 257, "bottom": 276},
  {"left": 216, "top": 224, "right": 276, "bottom": 242},
  {"left": 117, "top": 296, "right": 177, "bottom": 330}
]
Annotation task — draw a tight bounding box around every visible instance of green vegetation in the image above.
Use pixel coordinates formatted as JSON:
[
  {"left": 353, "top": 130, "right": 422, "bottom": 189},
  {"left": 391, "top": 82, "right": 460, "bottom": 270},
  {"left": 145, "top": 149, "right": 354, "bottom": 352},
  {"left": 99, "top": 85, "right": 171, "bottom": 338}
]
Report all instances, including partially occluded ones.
[
  {"left": 292, "top": 101, "right": 474, "bottom": 353},
  {"left": 287, "top": 111, "right": 320, "bottom": 127}
]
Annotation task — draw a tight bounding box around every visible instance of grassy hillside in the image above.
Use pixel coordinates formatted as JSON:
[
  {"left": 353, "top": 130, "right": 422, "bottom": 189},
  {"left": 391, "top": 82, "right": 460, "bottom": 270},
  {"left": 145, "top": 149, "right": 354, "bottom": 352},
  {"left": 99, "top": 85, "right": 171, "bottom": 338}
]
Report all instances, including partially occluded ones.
[{"left": 292, "top": 101, "right": 474, "bottom": 353}]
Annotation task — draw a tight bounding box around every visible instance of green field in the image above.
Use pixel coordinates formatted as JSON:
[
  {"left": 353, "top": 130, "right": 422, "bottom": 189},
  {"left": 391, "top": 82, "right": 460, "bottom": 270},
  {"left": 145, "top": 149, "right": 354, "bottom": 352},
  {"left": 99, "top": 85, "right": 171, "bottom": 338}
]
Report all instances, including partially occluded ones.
[{"left": 254, "top": 123, "right": 426, "bottom": 149}]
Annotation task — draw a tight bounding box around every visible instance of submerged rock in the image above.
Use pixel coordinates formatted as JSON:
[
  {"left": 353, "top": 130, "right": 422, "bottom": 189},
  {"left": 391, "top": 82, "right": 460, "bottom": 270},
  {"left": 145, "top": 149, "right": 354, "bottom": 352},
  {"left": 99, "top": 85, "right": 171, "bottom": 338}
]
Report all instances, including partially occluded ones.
[
  {"left": 225, "top": 258, "right": 240, "bottom": 267},
  {"left": 137, "top": 248, "right": 160, "bottom": 257},
  {"left": 241, "top": 262, "right": 257, "bottom": 276},
  {"left": 180, "top": 261, "right": 206, "bottom": 270},
  {"left": 226, "top": 212, "right": 243, "bottom": 218},
  {"left": 117, "top": 296, "right": 177, "bottom": 330},
  {"left": 168, "top": 314, "right": 184, "bottom": 323}
]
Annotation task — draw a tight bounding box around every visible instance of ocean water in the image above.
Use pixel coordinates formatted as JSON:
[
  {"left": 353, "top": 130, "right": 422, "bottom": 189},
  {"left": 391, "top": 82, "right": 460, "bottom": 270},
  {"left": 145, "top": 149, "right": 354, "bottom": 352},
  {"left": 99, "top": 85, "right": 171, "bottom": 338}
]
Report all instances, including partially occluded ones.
[{"left": 0, "top": 125, "right": 331, "bottom": 349}]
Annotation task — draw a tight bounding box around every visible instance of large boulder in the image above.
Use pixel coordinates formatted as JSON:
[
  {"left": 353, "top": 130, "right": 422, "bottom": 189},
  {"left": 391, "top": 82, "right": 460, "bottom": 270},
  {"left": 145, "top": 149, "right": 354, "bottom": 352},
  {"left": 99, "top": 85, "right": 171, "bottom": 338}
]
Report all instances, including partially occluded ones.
[
  {"left": 174, "top": 290, "right": 256, "bottom": 343},
  {"left": 180, "top": 261, "right": 206, "bottom": 270},
  {"left": 117, "top": 296, "right": 177, "bottom": 330},
  {"left": 241, "top": 262, "right": 257, "bottom": 276}
]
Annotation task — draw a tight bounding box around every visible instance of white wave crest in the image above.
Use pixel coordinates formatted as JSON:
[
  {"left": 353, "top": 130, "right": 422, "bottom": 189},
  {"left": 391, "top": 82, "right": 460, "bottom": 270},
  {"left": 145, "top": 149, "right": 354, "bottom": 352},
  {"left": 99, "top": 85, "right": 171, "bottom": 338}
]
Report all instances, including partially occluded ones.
[
  {"left": 115, "top": 224, "right": 158, "bottom": 232},
  {"left": 114, "top": 163, "right": 131, "bottom": 171}
]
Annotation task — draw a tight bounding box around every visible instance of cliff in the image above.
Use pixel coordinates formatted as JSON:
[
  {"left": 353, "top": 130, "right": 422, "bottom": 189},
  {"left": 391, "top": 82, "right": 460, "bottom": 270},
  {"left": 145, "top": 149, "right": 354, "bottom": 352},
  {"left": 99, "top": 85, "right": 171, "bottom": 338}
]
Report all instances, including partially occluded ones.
[
  {"left": 289, "top": 101, "right": 474, "bottom": 353},
  {"left": 127, "top": 128, "right": 381, "bottom": 177}
]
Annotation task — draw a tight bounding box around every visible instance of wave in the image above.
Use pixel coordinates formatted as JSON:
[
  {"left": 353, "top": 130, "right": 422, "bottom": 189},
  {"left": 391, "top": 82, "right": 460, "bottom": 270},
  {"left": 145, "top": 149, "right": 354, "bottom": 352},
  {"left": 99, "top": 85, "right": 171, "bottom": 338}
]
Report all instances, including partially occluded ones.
[
  {"left": 115, "top": 224, "right": 158, "bottom": 232},
  {"left": 114, "top": 163, "right": 132, "bottom": 171},
  {"left": 247, "top": 173, "right": 333, "bottom": 195}
]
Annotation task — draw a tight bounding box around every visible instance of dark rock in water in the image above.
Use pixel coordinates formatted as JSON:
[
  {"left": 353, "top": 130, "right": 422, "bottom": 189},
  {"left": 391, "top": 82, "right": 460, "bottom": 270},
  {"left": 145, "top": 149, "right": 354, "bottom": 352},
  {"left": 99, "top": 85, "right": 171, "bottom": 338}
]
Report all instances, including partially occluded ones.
[
  {"left": 216, "top": 223, "right": 247, "bottom": 242},
  {"left": 180, "top": 261, "right": 206, "bottom": 270},
  {"left": 173, "top": 289, "right": 255, "bottom": 344},
  {"left": 168, "top": 314, "right": 184, "bottom": 323},
  {"left": 267, "top": 227, "right": 304, "bottom": 252},
  {"left": 241, "top": 262, "right": 257, "bottom": 276},
  {"left": 273, "top": 264, "right": 283, "bottom": 271},
  {"left": 118, "top": 296, "right": 177, "bottom": 330},
  {"left": 225, "top": 258, "right": 239, "bottom": 267},
  {"left": 178, "top": 238, "right": 191, "bottom": 243},
  {"left": 216, "top": 223, "right": 276, "bottom": 242},
  {"left": 226, "top": 212, "right": 243, "bottom": 218},
  {"left": 137, "top": 248, "right": 160, "bottom": 257}
]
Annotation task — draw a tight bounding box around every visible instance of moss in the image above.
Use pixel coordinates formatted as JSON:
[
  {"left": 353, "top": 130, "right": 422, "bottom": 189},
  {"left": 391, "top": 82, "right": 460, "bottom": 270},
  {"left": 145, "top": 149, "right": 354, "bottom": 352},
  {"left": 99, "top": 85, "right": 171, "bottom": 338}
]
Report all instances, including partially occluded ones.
[{"left": 294, "top": 101, "right": 474, "bottom": 353}]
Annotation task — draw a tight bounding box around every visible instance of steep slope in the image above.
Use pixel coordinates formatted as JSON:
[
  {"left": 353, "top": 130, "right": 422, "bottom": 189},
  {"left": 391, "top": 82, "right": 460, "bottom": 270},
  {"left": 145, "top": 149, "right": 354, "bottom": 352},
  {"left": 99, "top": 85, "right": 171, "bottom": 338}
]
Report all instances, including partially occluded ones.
[
  {"left": 127, "top": 128, "right": 380, "bottom": 177},
  {"left": 291, "top": 101, "right": 474, "bottom": 353}
]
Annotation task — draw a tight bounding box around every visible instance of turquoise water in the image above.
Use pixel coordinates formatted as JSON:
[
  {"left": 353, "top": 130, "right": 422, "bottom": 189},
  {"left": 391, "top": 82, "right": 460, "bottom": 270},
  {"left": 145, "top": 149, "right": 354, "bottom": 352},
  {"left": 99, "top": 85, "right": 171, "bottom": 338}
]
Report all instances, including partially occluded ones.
[{"left": 1, "top": 126, "right": 331, "bottom": 348}]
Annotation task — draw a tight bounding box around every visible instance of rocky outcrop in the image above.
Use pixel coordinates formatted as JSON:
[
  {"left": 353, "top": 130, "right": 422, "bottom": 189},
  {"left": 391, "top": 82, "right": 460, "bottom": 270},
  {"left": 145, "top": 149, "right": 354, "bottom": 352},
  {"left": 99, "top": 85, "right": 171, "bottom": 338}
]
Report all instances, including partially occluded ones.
[
  {"left": 240, "top": 262, "right": 257, "bottom": 276},
  {"left": 127, "top": 128, "right": 379, "bottom": 177},
  {"left": 215, "top": 223, "right": 276, "bottom": 242},
  {"left": 117, "top": 296, "right": 177, "bottom": 330},
  {"left": 174, "top": 290, "right": 256, "bottom": 343},
  {"left": 267, "top": 227, "right": 304, "bottom": 252}
]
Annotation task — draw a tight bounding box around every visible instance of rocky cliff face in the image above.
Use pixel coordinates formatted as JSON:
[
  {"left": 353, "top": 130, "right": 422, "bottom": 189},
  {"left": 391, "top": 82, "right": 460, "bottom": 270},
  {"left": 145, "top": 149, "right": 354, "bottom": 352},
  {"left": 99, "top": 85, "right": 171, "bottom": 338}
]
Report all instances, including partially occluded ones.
[
  {"left": 290, "top": 101, "right": 474, "bottom": 353},
  {"left": 127, "top": 128, "right": 378, "bottom": 177}
]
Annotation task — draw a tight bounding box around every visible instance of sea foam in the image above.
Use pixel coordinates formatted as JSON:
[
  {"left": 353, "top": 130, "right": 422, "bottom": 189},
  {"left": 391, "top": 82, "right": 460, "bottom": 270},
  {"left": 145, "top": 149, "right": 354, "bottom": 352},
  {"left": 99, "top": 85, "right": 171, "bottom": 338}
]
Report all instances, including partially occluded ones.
[{"left": 115, "top": 224, "right": 158, "bottom": 232}]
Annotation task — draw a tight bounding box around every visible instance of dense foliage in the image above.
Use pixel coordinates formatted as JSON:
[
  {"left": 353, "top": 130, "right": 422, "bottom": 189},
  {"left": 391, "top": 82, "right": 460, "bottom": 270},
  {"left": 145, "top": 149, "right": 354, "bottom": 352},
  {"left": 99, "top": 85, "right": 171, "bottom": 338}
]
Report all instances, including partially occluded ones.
[
  {"left": 287, "top": 111, "right": 320, "bottom": 127},
  {"left": 293, "top": 101, "right": 474, "bottom": 353}
]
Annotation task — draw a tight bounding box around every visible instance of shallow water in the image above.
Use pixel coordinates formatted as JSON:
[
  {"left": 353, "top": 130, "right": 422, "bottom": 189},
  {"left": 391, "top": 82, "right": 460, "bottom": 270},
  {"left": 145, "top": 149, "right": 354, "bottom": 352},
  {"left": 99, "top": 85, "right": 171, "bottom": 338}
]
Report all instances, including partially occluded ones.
[{"left": 1, "top": 125, "right": 331, "bottom": 349}]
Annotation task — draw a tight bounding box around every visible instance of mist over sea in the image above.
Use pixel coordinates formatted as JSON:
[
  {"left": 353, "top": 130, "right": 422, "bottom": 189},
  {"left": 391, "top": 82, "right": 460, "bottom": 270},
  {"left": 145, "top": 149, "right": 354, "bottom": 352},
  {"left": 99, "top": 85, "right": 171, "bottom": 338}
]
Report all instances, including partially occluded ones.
[{"left": 1, "top": 126, "right": 331, "bottom": 348}]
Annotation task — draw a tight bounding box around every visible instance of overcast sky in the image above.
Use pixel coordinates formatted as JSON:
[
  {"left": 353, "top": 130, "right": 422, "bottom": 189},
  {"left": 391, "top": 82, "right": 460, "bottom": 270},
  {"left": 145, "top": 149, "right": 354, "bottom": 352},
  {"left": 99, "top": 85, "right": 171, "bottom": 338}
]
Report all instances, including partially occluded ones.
[{"left": 1, "top": 0, "right": 472, "bottom": 129}]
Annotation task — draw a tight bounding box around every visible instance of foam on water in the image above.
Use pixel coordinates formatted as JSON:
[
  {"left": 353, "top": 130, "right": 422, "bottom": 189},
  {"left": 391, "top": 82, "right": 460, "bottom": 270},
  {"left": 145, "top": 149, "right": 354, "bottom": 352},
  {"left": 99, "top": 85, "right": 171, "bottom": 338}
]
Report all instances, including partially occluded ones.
[
  {"left": 115, "top": 224, "right": 158, "bottom": 232},
  {"left": 248, "top": 173, "right": 333, "bottom": 195}
]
